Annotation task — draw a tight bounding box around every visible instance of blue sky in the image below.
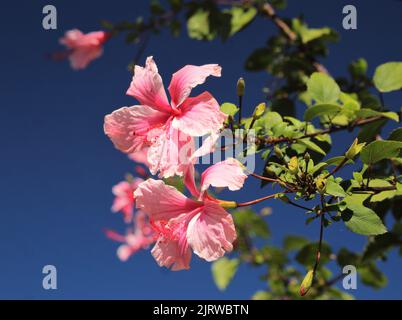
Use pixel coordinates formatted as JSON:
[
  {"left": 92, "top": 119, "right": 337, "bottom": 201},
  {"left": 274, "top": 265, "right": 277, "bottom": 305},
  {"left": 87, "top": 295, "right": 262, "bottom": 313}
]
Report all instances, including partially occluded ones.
[{"left": 0, "top": 0, "right": 401, "bottom": 299}]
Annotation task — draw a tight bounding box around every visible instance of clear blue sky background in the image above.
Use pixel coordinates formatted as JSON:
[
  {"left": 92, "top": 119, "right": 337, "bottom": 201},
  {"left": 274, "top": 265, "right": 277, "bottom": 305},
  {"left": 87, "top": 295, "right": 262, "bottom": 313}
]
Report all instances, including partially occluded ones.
[{"left": 0, "top": 0, "right": 401, "bottom": 299}]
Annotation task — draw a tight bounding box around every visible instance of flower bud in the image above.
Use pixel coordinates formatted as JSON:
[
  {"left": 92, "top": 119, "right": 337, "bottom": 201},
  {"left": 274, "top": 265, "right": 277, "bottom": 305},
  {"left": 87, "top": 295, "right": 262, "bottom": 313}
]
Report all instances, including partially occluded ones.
[
  {"left": 288, "top": 156, "right": 299, "bottom": 174},
  {"left": 304, "top": 152, "right": 310, "bottom": 162},
  {"left": 300, "top": 270, "right": 314, "bottom": 296},
  {"left": 345, "top": 138, "right": 366, "bottom": 159},
  {"left": 253, "top": 102, "right": 266, "bottom": 118},
  {"left": 274, "top": 146, "right": 283, "bottom": 158},
  {"left": 316, "top": 176, "right": 327, "bottom": 193},
  {"left": 237, "top": 77, "right": 245, "bottom": 97}
]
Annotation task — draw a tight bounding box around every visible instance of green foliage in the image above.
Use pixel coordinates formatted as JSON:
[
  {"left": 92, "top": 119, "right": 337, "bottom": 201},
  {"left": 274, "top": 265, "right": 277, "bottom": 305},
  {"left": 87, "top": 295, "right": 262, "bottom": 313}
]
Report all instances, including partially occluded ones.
[
  {"left": 359, "top": 263, "right": 388, "bottom": 289},
  {"left": 283, "top": 235, "right": 309, "bottom": 251},
  {"left": 342, "top": 194, "right": 387, "bottom": 235},
  {"left": 360, "top": 141, "right": 402, "bottom": 164},
  {"left": 296, "top": 242, "right": 332, "bottom": 266},
  {"left": 306, "top": 72, "right": 340, "bottom": 104},
  {"left": 389, "top": 127, "right": 402, "bottom": 141},
  {"left": 227, "top": 7, "right": 257, "bottom": 36},
  {"left": 325, "top": 179, "right": 347, "bottom": 197},
  {"left": 292, "top": 19, "right": 332, "bottom": 44},
  {"left": 187, "top": 9, "right": 214, "bottom": 40},
  {"left": 211, "top": 257, "right": 239, "bottom": 291},
  {"left": 373, "top": 62, "right": 402, "bottom": 93},
  {"left": 220, "top": 102, "right": 239, "bottom": 118},
  {"left": 233, "top": 209, "right": 270, "bottom": 239},
  {"left": 304, "top": 104, "right": 342, "bottom": 122}
]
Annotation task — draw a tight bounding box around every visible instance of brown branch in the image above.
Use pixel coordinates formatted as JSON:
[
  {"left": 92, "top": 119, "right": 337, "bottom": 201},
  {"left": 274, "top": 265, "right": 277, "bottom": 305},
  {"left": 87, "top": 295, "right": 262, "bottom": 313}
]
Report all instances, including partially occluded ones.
[
  {"left": 260, "top": 2, "right": 328, "bottom": 74},
  {"left": 324, "top": 157, "right": 348, "bottom": 179},
  {"left": 261, "top": 3, "right": 297, "bottom": 41}
]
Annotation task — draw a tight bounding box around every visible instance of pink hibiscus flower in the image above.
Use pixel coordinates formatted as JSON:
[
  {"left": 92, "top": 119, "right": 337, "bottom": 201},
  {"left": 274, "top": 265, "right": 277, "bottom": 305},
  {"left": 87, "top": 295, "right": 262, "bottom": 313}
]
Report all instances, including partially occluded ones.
[
  {"left": 104, "top": 56, "right": 227, "bottom": 178},
  {"left": 134, "top": 158, "right": 248, "bottom": 270},
  {"left": 59, "top": 29, "right": 109, "bottom": 70},
  {"left": 111, "top": 178, "right": 143, "bottom": 223},
  {"left": 105, "top": 211, "right": 155, "bottom": 262}
]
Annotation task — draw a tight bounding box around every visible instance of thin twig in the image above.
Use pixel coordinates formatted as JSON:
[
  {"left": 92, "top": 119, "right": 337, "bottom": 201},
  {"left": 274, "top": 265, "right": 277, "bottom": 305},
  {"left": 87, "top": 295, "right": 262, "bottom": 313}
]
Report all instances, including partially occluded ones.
[{"left": 237, "top": 192, "right": 284, "bottom": 207}]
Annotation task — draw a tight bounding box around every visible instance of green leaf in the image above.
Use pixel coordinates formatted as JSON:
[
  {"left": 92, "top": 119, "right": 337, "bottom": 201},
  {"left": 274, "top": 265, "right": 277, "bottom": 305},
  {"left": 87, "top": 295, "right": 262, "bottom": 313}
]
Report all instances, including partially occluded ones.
[
  {"left": 306, "top": 72, "right": 340, "bottom": 104},
  {"left": 325, "top": 156, "right": 353, "bottom": 167},
  {"left": 342, "top": 194, "right": 387, "bottom": 235},
  {"left": 187, "top": 9, "right": 215, "bottom": 40},
  {"left": 356, "top": 108, "right": 399, "bottom": 122},
  {"left": 284, "top": 236, "right": 309, "bottom": 251},
  {"left": 299, "top": 139, "right": 326, "bottom": 156},
  {"left": 349, "top": 58, "right": 368, "bottom": 78},
  {"left": 359, "top": 263, "right": 388, "bottom": 289},
  {"left": 296, "top": 242, "right": 332, "bottom": 266},
  {"left": 373, "top": 62, "right": 402, "bottom": 92},
  {"left": 308, "top": 162, "right": 327, "bottom": 175},
  {"left": 363, "top": 233, "right": 401, "bottom": 261},
  {"left": 337, "top": 248, "right": 359, "bottom": 266},
  {"left": 371, "top": 190, "right": 401, "bottom": 202},
  {"left": 326, "top": 180, "right": 347, "bottom": 197},
  {"left": 292, "top": 19, "right": 331, "bottom": 44},
  {"left": 233, "top": 209, "right": 270, "bottom": 238},
  {"left": 360, "top": 140, "right": 402, "bottom": 164},
  {"left": 211, "top": 257, "right": 239, "bottom": 291},
  {"left": 227, "top": 7, "right": 257, "bottom": 36},
  {"left": 357, "top": 118, "right": 387, "bottom": 143},
  {"left": 252, "top": 291, "right": 272, "bottom": 300},
  {"left": 220, "top": 102, "right": 238, "bottom": 117},
  {"left": 304, "top": 103, "right": 342, "bottom": 121},
  {"left": 245, "top": 48, "right": 271, "bottom": 71},
  {"left": 388, "top": 127, "right": 402, "bottom": 141}
]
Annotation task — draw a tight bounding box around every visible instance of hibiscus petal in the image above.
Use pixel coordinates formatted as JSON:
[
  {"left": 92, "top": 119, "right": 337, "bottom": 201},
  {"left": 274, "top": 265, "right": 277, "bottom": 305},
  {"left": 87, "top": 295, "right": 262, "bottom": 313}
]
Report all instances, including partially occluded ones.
[
  {"left": 59, "top": 29, "right": 84, "bottom": 47},
  {"left": 168, "top": 64, "right": 221, "bottom": 107},
  {"left": 151, "top": 237, "right": 192, "bottom": 271},
  {"left": 171, "top": 92, "right": 226, "bottom": 137},
  {"left": 183, "top": 164, "right": 200, "bottom": 198},
  {"left": 126, "top": 56, "right": 171, "bottom": 113},
  {"left": 104, "top": 105, "right": 170, "bottom": 154},
  {"left": 69, "top": 46, "right": 103, "bottom": 70},
  {"left": 147, "top": 125, "right": 195, "bottom": 178},
  {"left": 128, "top": 147, "right": 150, "bottom": 166},
  {"left": 191, "top": 131, "right": 221, "bottom": 161},
  {"left": 117, "top": 244, "right": 133, "bottom": 262},
  {"left": 200, "top": 158, "right": 247, "bottom": 192},
  {"left": 134, "top": 179, "right": 201, "bottom": 221},
  {"left": 186, "top": 200, "right": 236, "bottom": 262},
  {"left": 60, "top": 30, "right": 106, "bottom": 47}
]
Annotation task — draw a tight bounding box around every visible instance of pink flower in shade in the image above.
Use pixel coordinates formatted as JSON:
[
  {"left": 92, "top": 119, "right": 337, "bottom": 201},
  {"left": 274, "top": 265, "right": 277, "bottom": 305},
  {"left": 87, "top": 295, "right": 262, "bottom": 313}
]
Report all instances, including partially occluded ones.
[
  {"left": 111, "top": 178, "right": 143, "bottom": 223},
  {"left": 134, "top": 158, "right": 248, "bottom": 270},
  {"left": 104, "top": 56, "right": 227, "bottom": 178},
  {"left": 59, "top": 29, "right": 109, "bottom": 70},
  {"left": 128, "top": 147, "right": 150, "bottom": 167},
  {"left": 105, "top": 211, "right": 155, "bottom": 262}
]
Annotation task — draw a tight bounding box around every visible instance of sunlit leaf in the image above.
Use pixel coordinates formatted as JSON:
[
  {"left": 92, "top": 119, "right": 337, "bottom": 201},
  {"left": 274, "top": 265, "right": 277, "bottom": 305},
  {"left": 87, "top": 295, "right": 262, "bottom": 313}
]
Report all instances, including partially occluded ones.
[{"left": 373, "top": 62, "right": 402, "bottom": 92}]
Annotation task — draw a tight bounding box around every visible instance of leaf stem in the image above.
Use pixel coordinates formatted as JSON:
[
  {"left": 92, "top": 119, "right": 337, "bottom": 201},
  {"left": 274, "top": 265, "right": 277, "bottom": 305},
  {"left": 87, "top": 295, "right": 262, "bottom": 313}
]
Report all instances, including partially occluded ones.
[
  {"left": 324, "top": 157, "right": 348, "bottom": 179},
  {"left": 236, "top": 192, "right": 283, "bottom": 207},
  {"left": 238, "top": 95, "right": 243, "bottom": 126},
  {"left": 250, "top": 172, "right": 297, "bottom": 191},
  {"left": 313, "top": 195, "right": 326, "bottom": 278},
  {"left": 286, "top": 199, "right": 315, "bottom": 212}
]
